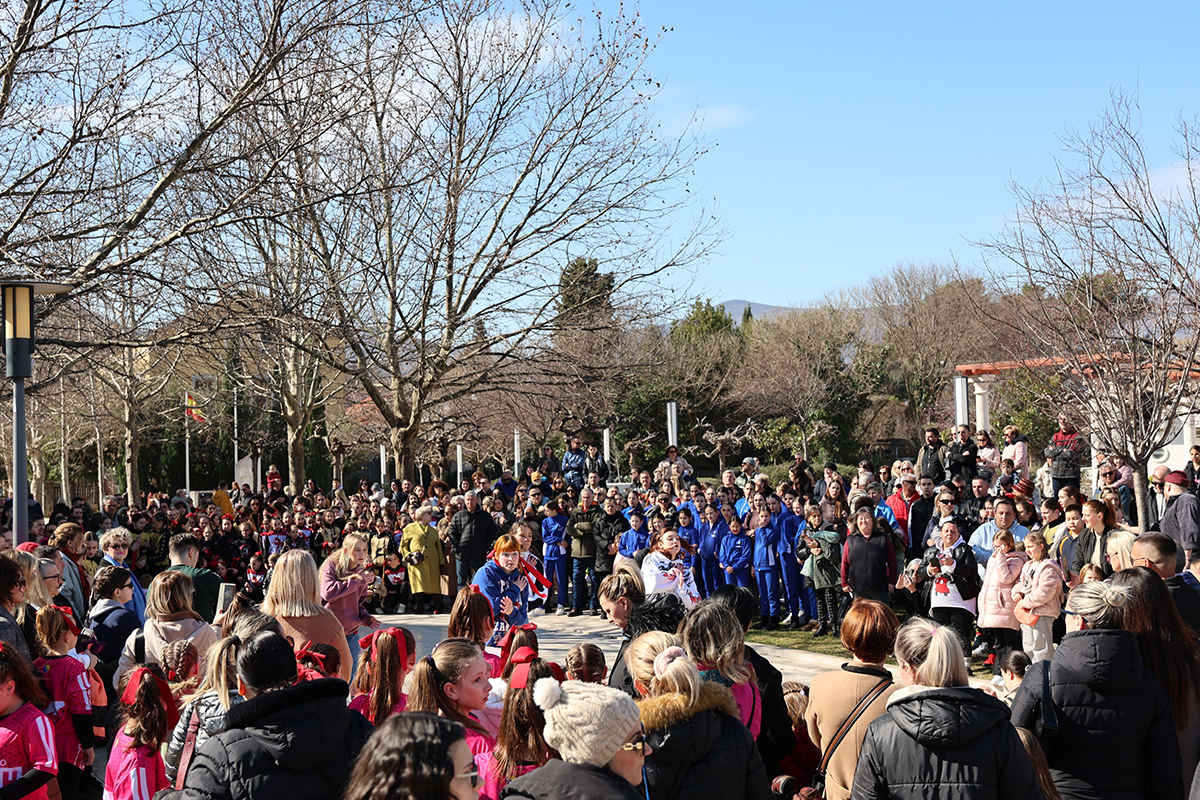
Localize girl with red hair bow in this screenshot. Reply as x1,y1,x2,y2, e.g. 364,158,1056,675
106,667,172,800
33,606,93,799
348,628,413,725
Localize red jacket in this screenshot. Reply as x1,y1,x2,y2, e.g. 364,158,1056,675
885,489,916,544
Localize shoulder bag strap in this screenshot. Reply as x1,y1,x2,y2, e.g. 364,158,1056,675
174,706,203,789
818,676,892,774
1040,659,1058,734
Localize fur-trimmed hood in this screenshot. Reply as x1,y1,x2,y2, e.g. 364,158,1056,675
635,681,771,800
639,681,739,733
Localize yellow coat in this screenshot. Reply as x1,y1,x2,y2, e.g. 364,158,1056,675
400,521,443,595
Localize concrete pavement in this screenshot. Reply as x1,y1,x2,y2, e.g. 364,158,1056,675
374,605,886,686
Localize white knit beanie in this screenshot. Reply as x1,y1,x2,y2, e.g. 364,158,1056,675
533,678,641,767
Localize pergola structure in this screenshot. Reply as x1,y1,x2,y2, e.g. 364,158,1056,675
953,359,1200,462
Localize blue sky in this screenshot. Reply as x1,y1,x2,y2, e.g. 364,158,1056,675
616,1,1200,306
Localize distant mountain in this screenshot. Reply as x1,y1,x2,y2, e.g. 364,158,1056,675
721,299,789,320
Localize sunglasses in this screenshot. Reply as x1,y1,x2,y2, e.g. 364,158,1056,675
455,770,481,789
617,735,647,753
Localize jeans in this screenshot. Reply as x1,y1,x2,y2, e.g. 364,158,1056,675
572,556,595,611
457,557,482,590
346,631,362,680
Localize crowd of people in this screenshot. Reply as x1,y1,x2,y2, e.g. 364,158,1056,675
0,417,1193,799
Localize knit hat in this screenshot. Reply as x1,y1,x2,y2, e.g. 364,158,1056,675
533,678,641,767
1165,470,1189,487
1014,478,1036,497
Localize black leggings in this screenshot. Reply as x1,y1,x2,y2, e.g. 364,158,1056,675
931,606,976,656
57,763,84,800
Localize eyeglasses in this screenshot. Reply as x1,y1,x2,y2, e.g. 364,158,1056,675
617,735,647,753
43,573,61,582
454,770,480,789
1061,608,1080,616
121,583,134,590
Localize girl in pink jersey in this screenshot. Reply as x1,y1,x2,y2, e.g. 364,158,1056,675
106,668,171,800
348,627,412,724
0,642,56,799
33,606,93,799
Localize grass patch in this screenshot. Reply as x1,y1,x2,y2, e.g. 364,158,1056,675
747,622,999,682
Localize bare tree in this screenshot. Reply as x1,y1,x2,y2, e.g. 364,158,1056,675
976,93,1200,528
310,0,715,480
862,264,995,435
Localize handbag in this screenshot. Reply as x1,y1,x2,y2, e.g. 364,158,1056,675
1014,605,1038,626
811,675,892,797
1033,660,1059,759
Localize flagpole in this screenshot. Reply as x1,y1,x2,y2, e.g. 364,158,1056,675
185,391,191,498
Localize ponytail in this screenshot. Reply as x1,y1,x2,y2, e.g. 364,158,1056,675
352,630,408,725
598,564,645,606
894,617,969,688
116,667,172,750
625,632,701,706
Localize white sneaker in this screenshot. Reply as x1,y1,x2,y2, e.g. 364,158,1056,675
971,643,990,657
555,608,567,616
781,613,793,626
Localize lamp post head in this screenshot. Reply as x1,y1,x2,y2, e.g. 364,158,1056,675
0,281,71,378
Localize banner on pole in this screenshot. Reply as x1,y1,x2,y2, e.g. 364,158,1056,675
186,392,206,423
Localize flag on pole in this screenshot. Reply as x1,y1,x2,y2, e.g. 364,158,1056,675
186,392,206,423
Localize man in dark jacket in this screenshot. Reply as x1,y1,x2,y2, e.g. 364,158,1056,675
1157,470,1200,571
907,477,937,559
561,436,586,489
1044,415,1085,495
946,424,979,484
169,677,372,800
566,488,602,616
609,592,687,698
915,427,948,485
447,491,498,587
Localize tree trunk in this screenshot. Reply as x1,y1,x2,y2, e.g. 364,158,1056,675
285,423,305,494
95,427,104,508
59,398,70,504
28,435,45,513
1130,460,1150,534
391,426,419,484
717,448,726,473
124,418,140,510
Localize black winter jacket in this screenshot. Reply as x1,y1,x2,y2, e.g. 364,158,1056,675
610,593,686,698
448,508,499,565
852,686,1043,800
594,511,629,574
1010,629,1183,800
165,678,372,800
639,682,771,800
501,758,642,800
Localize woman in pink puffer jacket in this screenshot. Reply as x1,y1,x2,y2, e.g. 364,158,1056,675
976,529,1028,669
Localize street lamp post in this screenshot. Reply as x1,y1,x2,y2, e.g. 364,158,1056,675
1,281,71,544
